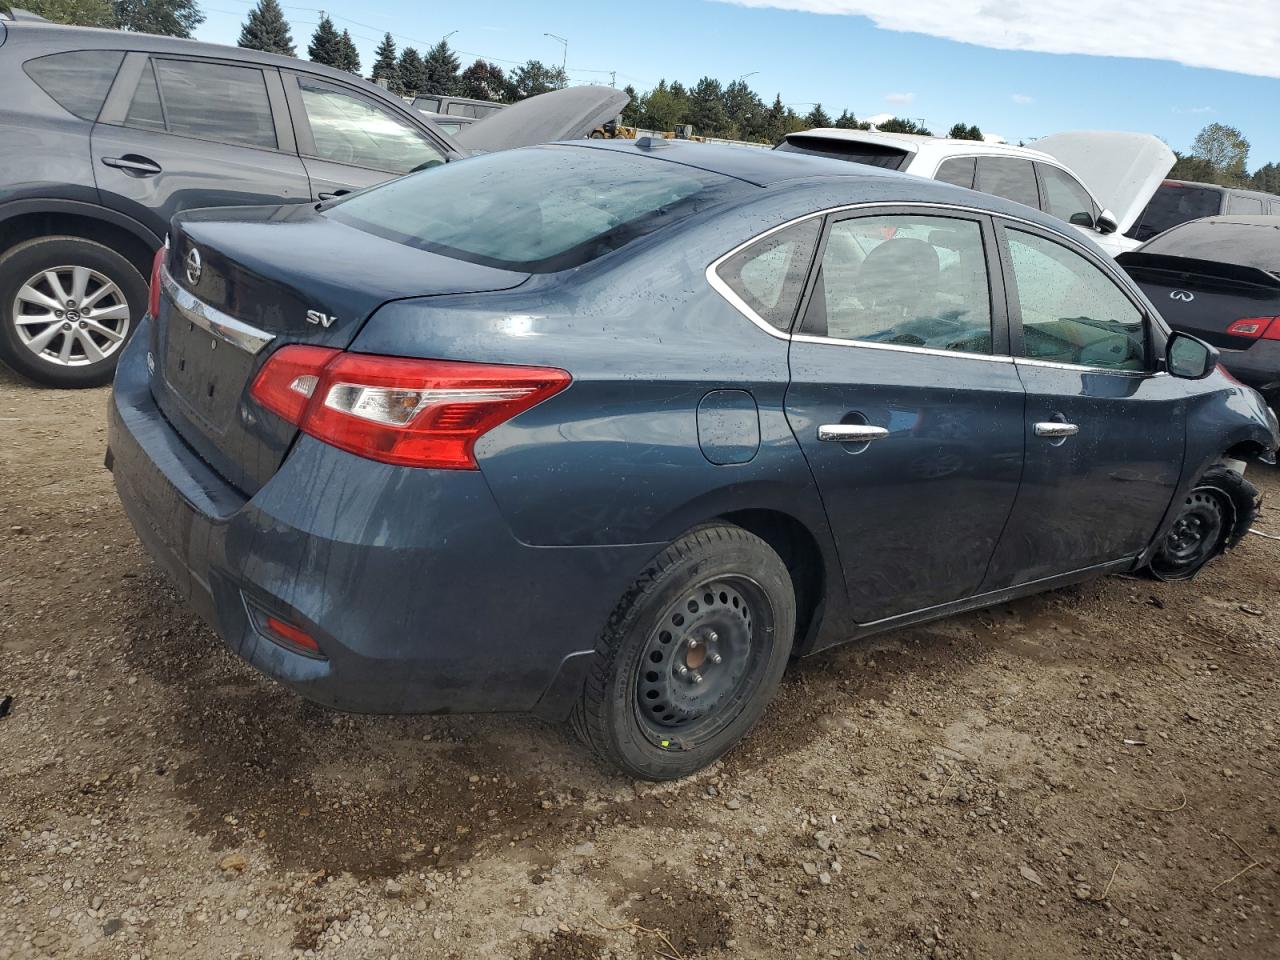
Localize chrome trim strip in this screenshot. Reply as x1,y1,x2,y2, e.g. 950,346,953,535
160,267,275,355
1014,357,1168,378
791,333,1014,363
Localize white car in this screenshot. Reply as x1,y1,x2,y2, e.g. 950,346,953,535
775,129,1175,258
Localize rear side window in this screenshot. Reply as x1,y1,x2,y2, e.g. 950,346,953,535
125,59,277,149
24,50,124,121
775,136,909,170
1037,163,1098,227
1226,194,1265,214
326,145,747,272
715,219,821,332
1126,184,1222,241
413,97,441,113
977,157,1039,209
935,157,975,189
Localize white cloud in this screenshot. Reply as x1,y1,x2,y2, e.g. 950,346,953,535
1011,93,1034,105
1173,105,1214,114
714,0,1280,79
865,112,896,125
884,91,915,104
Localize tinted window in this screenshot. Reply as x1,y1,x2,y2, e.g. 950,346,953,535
775,136,909,170
1126,183,1222,241
799,214,993,354
935,157,976,189
24,50,124,121
413,97,441,113
1226,194,1265,214
327,145,746,272
124,59,165,131
299,78,444,173
977,157,1039,208
1038,163,1098,227
1006,229,1145,371
150,59,276,149
716,220,821,332
1139,219,1280,272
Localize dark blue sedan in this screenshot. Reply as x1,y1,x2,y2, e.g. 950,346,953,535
108,140,1279,779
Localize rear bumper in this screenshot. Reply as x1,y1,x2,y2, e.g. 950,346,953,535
1216,339,1280,400
107,319,656,718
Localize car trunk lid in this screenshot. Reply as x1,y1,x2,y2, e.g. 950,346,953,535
151,203,529,494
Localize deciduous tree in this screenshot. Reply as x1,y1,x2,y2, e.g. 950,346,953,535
19,0,115,27
114,0,204,37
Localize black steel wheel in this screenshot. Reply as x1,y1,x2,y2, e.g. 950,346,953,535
573,524,796,780
1149,485,1233,581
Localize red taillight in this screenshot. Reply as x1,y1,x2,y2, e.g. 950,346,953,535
147,244,165,319
1225,317,1280,339
250,347,571,469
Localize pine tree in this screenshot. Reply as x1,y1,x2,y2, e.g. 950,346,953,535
833,109,865,130
307,12,342,67
619,83,640,126
947,122,984,141
421,40,461,96
686,77,728,137
237,0,294,56
113,0,205,37
397,47,427,97
336,29,361,75
803,103,832,128
370,32,399,92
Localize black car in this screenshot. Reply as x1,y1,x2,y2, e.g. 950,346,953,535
1119,215,1280,406
0,19,625,386
1125,179,1280,244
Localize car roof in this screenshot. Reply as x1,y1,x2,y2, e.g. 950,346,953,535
784,128,1058,164
1161,179,1276,200
6,19,387,92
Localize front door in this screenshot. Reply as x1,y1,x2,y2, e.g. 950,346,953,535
92,53,311,241
981,223,1185,589
784,209,1026,624
282,73,451,201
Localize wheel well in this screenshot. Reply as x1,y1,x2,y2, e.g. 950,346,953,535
720,509,825,652
1223,440,1272,464
0,212,156,279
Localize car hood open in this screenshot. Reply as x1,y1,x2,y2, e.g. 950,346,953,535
454,85,629,153
1032,131,1175,236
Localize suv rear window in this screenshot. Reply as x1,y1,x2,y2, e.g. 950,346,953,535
326,145,747,272
1126,183,1222,242
24,50,124,121
774,136,909,171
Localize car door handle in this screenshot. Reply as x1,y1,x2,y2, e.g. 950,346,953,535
1034,421,1080,439
817,424,889,443
318,190,351,200
101,155,162,176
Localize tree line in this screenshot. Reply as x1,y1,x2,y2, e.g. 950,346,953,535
16,0,203,35
1170,123,1279,193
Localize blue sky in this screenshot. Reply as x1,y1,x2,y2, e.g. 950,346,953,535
194,0,1280,164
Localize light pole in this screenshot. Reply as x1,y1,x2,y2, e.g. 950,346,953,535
442,30,457,44
737,71,759,83
544,32,568,72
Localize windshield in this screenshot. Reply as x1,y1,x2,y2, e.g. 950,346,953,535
1126,183,1222,242
325,145,748,272
775,136,909,170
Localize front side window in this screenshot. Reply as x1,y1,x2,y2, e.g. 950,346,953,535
977,157,1039,209
24,50,124,121
299,78,444,174
146,59,277,149
935,157,976,189
1005,229,1146,371
326,144,747,272
715,219,821,332
1038,164,1098,228
798,214,993,355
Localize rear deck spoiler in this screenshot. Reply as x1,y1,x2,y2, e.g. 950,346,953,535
1116,252,1280,292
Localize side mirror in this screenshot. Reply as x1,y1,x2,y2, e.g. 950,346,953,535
1167,332,1218,380
1096,208,1118,235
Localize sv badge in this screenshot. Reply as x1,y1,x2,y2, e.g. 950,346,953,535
306,309,338,328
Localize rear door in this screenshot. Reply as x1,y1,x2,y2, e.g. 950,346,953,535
282,72,452,200
783,207,1025,624
981,221,1185,589
92,52,310,240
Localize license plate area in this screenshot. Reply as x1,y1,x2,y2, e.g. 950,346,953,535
162,317,255,432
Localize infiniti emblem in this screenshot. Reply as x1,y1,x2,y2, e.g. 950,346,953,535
1170,289,1194,302
185,247,203,286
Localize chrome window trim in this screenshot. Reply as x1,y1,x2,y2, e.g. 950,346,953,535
706,200,1164,375
160,266,275,355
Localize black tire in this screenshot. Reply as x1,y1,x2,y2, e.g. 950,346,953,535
572,524,796,780
1148,465,1257,580
0,235,148,388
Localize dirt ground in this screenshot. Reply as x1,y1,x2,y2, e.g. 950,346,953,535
1,364,1278,960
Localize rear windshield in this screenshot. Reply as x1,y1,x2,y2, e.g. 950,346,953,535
1126,183,1222,242
325,145,747,272
1139,219,1280,272
775,136,909,171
